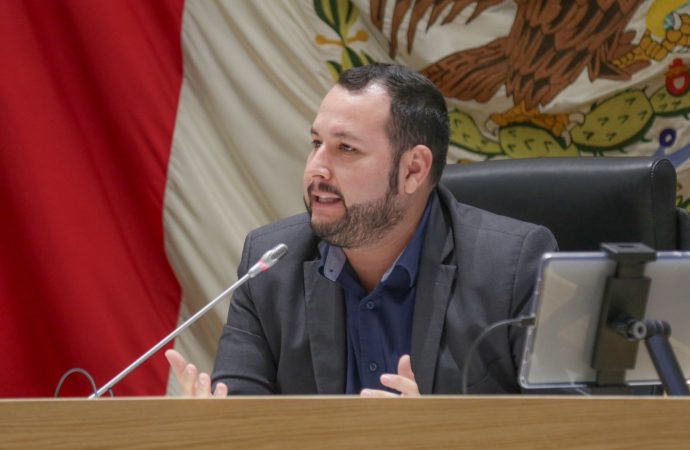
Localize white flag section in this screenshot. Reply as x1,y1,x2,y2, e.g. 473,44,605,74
165,1,327,393
163,0,690,393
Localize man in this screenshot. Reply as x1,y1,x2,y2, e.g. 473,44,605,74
166,63,557,397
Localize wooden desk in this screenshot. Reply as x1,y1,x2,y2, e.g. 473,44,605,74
1,396,689,449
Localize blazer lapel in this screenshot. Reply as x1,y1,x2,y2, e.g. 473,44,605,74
410,192,456,394
303,260,346,394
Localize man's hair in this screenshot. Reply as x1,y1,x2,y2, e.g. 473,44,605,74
337,63,449,188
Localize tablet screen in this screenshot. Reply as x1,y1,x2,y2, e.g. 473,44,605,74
519,251,690,389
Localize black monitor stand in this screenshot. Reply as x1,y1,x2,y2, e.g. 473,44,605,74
591,243,689,396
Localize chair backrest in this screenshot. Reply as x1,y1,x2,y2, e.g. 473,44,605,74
440,157,690,251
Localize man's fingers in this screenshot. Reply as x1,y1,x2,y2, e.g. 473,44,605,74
360,388,397,398
397,354,415,381
195,372,212,398
213,382,229,398
361,355,421,397
165,350,226,398
369,355,420,397
165,349,199,396
380,374,420,396
165,349,187,379
180,363,198,396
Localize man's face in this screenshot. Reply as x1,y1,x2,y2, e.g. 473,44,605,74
303,84,405,248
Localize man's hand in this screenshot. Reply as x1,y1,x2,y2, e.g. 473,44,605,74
165,349,228,397
360,354,420,397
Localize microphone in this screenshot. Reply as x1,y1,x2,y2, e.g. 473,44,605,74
247,243,288,278
88,243,288,399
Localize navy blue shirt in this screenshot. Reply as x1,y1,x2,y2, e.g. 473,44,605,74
318,197,433,393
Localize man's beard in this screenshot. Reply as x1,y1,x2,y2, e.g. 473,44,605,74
305,178,405,249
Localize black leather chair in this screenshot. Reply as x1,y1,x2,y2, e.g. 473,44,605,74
441,157,690,251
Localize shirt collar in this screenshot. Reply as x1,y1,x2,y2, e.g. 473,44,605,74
319,241,347,282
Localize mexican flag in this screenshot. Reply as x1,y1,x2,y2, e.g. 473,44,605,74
2,0,688,397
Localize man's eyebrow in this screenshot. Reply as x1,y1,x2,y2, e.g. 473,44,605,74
310,127,360,141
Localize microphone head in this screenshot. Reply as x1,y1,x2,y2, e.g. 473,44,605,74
269,244,287,260
247,243,289,278
261,243,288,267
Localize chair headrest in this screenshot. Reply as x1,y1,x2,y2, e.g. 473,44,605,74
440,157,678,251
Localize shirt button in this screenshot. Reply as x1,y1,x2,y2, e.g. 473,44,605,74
365,300,375,310
369,362,378,372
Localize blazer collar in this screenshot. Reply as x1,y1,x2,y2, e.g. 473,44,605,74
303,259,346,394
410,188,457,394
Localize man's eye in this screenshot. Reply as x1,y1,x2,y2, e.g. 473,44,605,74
311,140,322,149
339,144,355,153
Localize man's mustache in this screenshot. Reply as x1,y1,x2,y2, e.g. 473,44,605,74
308,181,343,198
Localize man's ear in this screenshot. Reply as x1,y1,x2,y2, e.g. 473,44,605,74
400,145,433,195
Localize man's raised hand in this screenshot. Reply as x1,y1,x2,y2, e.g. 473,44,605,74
360,354,420,397
165,349,228,397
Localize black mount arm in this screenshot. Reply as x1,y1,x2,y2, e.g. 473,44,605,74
590,243,688,396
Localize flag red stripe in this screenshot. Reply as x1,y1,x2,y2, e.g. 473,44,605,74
0,0,184,396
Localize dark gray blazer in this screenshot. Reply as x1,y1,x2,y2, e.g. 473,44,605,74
212,186,557,394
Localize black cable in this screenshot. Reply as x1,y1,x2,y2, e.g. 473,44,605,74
461,315,536,395
54,368,113,398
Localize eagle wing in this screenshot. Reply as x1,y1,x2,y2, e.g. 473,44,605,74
370,0,504,56
409,0,648,108
502,0,647,108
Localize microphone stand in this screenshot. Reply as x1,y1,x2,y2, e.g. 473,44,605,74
89,243,287,399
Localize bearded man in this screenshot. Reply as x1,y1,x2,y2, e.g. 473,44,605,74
166,63,557,396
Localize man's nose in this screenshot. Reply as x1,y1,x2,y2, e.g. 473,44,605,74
305,147,331,180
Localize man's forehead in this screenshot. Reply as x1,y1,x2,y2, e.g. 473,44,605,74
314,84,390,124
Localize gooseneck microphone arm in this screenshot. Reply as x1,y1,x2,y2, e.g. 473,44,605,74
461,314,536,395
88,243,288,399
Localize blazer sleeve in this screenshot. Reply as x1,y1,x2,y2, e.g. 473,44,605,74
211,232,277,394
508,224,558,373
